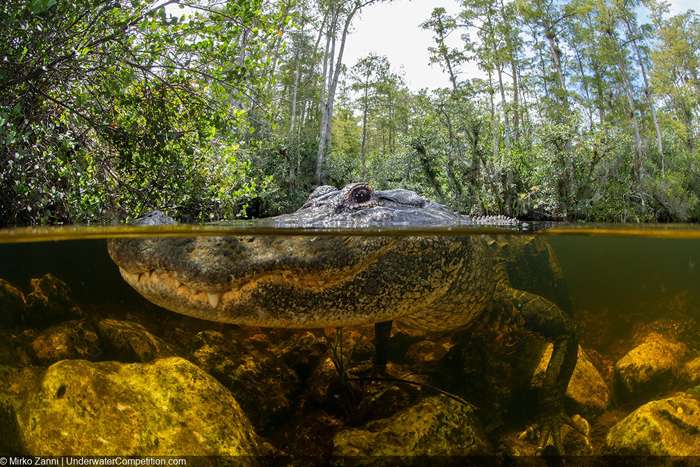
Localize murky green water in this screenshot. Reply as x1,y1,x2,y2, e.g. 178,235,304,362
0,225,699,458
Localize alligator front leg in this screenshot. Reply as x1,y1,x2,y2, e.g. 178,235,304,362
373,320,393,373
505,288,583,454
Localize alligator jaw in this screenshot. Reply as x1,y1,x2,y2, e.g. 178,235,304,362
117,238,400,320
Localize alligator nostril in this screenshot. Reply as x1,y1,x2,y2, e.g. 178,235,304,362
56,384,66,398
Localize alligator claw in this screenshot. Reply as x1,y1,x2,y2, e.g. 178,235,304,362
537,412,569,455
520,412,591,456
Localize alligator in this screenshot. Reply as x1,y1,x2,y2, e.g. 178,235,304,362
107,183,580,453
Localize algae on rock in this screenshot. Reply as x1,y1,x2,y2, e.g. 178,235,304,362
614,332,687,399
24,274,83,328
30,319,102,365
96,318,173,362
0,278,25,328
188,329,302,431
606,392,700,455
681,356,700,387
333,394,492,456
10,357,263,456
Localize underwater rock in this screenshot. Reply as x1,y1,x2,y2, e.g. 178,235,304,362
0,278,26,327
681,356,700,386
265,329,326,380
11,357,263,455
188,329,301,431
0,365,45,453
24,274,82,327
300,355,418,420
353,383,415,423
96,318,173,362
533,344,610,416
614,332,687,399
30,319,102,365
501,413,593,456
0,329,36,367
304,355,343,408
605,392,700,455
332,394,492,456
270,410,343,459
404,335,454,366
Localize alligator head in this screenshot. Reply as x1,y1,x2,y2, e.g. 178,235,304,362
108,183,517,328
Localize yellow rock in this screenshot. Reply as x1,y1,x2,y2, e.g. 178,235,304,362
533,344,609,415
333,395,492,456
30,319,101,365
96,318,172,362
606,393,700,455
614,332,687,398
0,278,25,327
681,357,700,386
9,357,262,456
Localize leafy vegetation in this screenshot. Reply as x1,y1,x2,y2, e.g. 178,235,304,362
1,0,698,225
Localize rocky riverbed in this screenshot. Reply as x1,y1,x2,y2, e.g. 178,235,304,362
1,274,699,459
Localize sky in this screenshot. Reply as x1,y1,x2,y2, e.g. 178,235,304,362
343,0,698,91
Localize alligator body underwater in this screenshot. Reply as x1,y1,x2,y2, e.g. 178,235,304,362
107,183,579,452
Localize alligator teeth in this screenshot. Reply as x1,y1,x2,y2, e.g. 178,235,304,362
122,270,137,282
207,292,221,308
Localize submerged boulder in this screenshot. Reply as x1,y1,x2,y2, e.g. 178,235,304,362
30,319,102,365
333,394,492,456
501,414,592,456
96,318,173,362
614,332,687,399
605,393,700,455
0,365,45,454
188,329,301,431
260,329,326,381
24,274,82,327
0,278,25,327
533,344,610,416
0,329,35,367
8,357,263,456
681,356,700,387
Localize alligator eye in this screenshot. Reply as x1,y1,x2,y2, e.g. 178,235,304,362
351,186,372,204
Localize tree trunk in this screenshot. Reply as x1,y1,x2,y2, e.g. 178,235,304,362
359,71,370,179
436,16,459,92
315,6,336,185
572,42,595,130
604,24,644,181
529,23,551,105
496,63,511,151
624,17,664,173
543,25,568,109
288,25,305,139
412,141,445,203
486,10,510,151
315,1,376,185
438,105,463,197
265,0,293,94
487,69,499,162
510,54,520,142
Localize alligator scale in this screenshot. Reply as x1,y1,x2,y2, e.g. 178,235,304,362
108,183,580,452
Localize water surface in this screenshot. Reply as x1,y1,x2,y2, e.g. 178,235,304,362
0,223,698,458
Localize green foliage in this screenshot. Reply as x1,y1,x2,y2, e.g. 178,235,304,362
0,0,276,226
1,0,699,226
